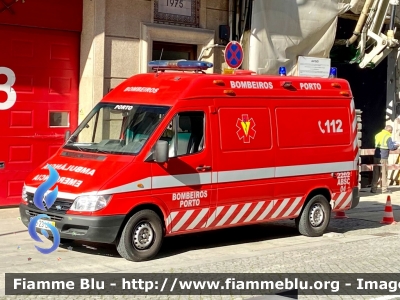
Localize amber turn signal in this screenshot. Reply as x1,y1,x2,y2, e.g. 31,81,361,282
213,80,225,86
224,90,236,96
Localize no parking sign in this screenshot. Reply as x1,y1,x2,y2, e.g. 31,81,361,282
224,41,243,69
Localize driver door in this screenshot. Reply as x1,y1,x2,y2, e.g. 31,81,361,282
151,109,214,234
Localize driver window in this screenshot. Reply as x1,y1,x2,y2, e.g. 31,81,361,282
160,111,205,157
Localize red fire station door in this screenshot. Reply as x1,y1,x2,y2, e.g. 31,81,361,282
0,25,79,206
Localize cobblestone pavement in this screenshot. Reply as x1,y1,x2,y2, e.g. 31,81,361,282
1,188,400,300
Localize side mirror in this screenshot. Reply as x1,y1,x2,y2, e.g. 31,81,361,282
154,140,169,163
64,130,71,142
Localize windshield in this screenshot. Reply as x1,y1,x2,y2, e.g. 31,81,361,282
64,103,170,155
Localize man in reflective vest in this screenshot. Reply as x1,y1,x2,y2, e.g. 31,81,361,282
371,125,399,193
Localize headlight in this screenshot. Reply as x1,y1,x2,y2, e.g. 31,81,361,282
22,185,28,202
70,195,112,212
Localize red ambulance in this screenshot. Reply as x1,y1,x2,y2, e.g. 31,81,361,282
19,61,360,261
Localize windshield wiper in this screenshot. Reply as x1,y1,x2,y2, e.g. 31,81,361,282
64,144,97,153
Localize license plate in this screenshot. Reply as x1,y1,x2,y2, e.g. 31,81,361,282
35,219,55,230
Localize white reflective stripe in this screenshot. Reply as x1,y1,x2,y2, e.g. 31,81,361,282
244,201,265,223
338,193,352,210
166,211,179,228
350,99,355,112
383,211,392,218
26,160,358,198
206,206,224,227
230,203,251,224
282,197,302,217
212,172,218,183
98,178,152,195
294,206,302,217
257,201,274,221
186,208,209,230
218,168,274,183
334,192,346,208
352,117,357,132
216,204,238,226
271,198,290,218
275,161,354,178
153,173,211,188
172,210,194,232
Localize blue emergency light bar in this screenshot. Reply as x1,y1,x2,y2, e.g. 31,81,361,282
148,60,213,71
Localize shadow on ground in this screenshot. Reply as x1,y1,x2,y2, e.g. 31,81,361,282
58,197,399,261
57,221,301,260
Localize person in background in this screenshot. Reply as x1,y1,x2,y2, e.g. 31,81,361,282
371,125,399,194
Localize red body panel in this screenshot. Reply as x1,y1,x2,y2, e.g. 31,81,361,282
23,71,359,237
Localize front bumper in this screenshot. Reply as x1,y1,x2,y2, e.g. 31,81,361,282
19,204,125,244
350,187,360,209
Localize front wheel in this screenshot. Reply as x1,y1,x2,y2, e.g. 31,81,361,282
116,210,163,262
295,195,330,237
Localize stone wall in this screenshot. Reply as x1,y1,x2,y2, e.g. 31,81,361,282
79,0,230,122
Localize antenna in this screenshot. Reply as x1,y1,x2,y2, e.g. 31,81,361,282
155,48,164,76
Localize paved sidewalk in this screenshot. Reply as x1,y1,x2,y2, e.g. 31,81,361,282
1,187,400,300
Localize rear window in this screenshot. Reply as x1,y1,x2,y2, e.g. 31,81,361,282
275,107,351,148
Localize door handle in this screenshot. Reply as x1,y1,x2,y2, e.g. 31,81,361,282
0,162,4,169
196,165,211,171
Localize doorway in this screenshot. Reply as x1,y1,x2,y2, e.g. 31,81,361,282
152,41,197,60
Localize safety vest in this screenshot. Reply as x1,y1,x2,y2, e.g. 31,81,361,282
375,129,392,149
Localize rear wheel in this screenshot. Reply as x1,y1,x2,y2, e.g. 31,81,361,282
116,209,163,262
295,195,330,237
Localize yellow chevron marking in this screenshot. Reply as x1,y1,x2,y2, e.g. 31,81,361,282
241,121,250,136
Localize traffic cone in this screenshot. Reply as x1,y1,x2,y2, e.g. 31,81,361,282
381,196,397,225
334,211,348,219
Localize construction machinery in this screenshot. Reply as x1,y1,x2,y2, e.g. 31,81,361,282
340,0,399,68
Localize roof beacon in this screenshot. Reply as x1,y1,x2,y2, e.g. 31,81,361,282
329,67,337,78
148,60,213,72
279,67,287,76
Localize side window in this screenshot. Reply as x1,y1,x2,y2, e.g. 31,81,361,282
49,111,70,127
160,111,205,157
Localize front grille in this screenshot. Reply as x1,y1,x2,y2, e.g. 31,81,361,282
26,192,73,214
25,210,63,221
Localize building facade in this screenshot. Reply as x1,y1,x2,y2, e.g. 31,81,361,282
79,0,230,123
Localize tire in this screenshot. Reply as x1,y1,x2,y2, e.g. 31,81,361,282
116,209,163,262
295,195,330,237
